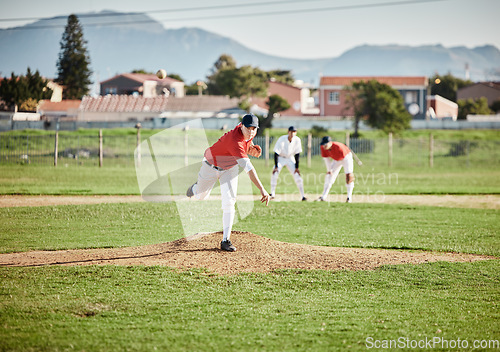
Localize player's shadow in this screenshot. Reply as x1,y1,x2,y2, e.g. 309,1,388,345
1,247,222,267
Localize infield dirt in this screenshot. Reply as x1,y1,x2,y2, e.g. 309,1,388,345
0,232,495,275
1,194,498,209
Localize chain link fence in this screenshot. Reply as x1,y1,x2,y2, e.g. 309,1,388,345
1,132,499,169
0,133,136,166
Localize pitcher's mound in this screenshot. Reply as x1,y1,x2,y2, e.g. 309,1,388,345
0,232,494,275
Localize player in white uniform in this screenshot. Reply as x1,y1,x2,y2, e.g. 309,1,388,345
270,126,307,201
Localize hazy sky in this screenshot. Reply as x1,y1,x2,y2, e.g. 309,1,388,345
0,0,499,59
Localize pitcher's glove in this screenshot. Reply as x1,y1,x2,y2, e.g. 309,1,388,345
247,145,262,158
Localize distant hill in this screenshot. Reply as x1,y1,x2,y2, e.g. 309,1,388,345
324,44,500,79
1,11,499,85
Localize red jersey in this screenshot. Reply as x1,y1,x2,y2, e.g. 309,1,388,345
320,142,350,161
204,124,253,169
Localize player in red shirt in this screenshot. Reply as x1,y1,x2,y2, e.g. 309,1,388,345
186,114,270,252
317,136,355,203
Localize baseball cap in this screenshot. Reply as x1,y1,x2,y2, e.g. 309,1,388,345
288,126,297,132
242,114,259,128
320,136,332,145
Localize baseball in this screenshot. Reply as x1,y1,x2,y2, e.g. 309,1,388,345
156,69,167,79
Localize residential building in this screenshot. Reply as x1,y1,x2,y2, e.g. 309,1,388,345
249,80,319,117
100,73,185,98
319,76,428,119
78,95,244,122
38,100,81,121
457,82,500,106
426,95,458,120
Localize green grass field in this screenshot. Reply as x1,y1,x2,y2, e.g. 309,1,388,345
1,159,500,195
1,128,499,351
1,202,499,256
0,201,499,351
2,128,500,169
1,261,498,351
3,127,500,140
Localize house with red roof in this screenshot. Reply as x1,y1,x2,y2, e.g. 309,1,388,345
319,76,429,119
38,100,81,121
100,73,185,98
78,95,243,122
249,80,319,117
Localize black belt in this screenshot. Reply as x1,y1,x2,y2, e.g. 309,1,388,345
205,160,225,171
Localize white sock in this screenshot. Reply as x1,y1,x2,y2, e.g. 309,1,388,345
346,182,354,200
322,174,332,199
222,210,235,242
294,174,305,197
270,171,279,196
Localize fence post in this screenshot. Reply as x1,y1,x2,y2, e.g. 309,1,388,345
307,133,312,168
135,123,141,167
388,132,393,167
26,135,29,164
76,135,80,162
265,129,270,167
54,132,58,167
99,129,103,167
419,137,423,167
345,131,350,148
466,140,470,168
184,126,189,167
429,133,434,168
429,133,434,167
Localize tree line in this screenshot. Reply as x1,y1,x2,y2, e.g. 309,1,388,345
0,14,91,111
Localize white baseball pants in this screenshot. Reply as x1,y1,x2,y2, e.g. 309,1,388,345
321,152,354,200
270,156,305,197
192,161,239,241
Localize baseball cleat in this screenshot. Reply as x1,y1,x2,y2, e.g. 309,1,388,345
186,183,196,198
302,197,307,201
221,240,236,252
316,197,325,202
346,197,352,203
269,194,275,199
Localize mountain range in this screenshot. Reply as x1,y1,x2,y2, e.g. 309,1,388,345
1,11,499,86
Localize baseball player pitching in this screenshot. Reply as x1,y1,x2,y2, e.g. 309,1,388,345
270,126,307,201
317,136,355,203
186,114,270,252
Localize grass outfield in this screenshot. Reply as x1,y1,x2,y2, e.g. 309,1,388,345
1,125,500,352
3,127,500,140
1,261,498,351
1,161,500,195
1,127,499,195
0,202,499,256
0,201,499,351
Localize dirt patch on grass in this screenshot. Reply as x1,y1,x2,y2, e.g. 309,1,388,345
0,195,144,208
0,232,494,275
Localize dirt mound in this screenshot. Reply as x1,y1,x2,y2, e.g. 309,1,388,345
0,232,494,275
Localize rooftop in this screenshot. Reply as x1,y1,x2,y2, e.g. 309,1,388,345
100,73,182,85
320,76,428,86
38,100,81,111
80,95,240,113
